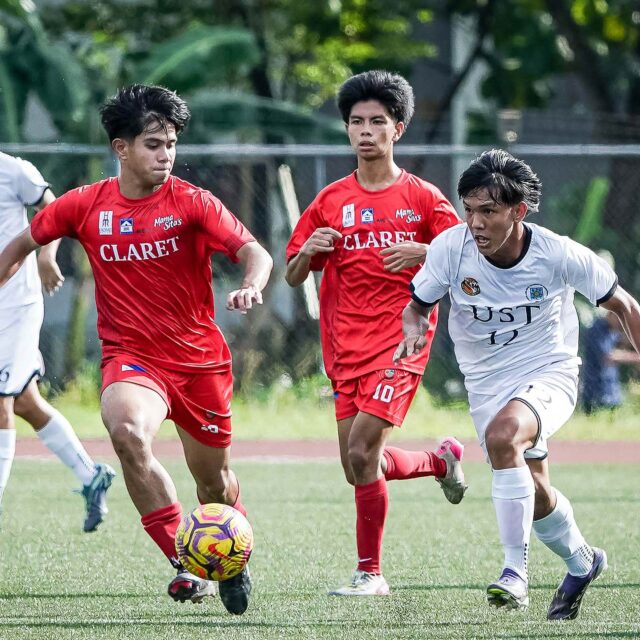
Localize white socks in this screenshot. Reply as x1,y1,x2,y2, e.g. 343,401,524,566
533,488,594,577
492,466,535,581
37,412,96,486
0,429,16,505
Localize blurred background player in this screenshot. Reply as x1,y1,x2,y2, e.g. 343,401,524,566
582,252,640,413
0,151,115,533
0,86,273,615
395,149,640,620
285,70,467,596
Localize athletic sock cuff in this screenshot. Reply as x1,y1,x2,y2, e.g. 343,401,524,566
355,477,387,500
492,466,534,500
141,502,182,526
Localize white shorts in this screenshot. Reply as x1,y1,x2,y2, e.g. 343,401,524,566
0,302,44,396
468,367,578,461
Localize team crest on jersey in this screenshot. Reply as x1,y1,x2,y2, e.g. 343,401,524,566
342,203,355,228
361,208,374,223
461,277,481,296
384,369,395,379
99,211,113,235
526,284,548,301
119,218,134,234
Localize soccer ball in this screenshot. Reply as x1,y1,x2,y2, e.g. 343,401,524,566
175,503,253,581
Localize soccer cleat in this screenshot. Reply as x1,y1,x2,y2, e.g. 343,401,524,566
547,547,608,621
219,566,252,614
487,568,529,610
168,566,217,604
329,570,390,596
81,463,116,532
435,436,468,504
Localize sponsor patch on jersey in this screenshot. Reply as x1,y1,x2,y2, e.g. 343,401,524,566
99,210,113,235
121,363,146,373
384,369,396,379
461,277,481,296
361,208,374,223
395,209,422,223
342,203,355,228
119,218,134,234
526,284,548,301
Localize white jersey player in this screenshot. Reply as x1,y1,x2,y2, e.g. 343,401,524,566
0,151,115,532
394,149,640,620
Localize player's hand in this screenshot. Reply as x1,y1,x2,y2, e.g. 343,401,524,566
226,285,263,315
37,256,65,296
300,228,342,257
393,334,426,363
380,241,428,272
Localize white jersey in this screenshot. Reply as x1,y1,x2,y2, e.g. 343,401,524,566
411,222,617,395
0,152,48,307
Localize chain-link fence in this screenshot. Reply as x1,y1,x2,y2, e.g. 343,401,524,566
2,143,640,405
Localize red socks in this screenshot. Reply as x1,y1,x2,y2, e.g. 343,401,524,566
383,446,446,480
355,477,388,574
141,502,183,564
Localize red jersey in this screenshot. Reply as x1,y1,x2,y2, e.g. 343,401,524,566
31,176,255,371
286,170,460,381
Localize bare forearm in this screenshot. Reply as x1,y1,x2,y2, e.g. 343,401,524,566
603,287,640,355
238,242,273,291
39,238,62,261
285,252,312,287
0,228,40,287
402,300,433,338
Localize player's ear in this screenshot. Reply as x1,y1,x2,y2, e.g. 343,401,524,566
112,138,128,161
514,201,528,221
392,121,405,142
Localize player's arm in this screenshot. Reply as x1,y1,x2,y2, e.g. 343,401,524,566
380,241,428,273
600,286,640,356
226,241,273,314
393,299,437,362
32,188,65,295
285,227,342,287
0,227,41,288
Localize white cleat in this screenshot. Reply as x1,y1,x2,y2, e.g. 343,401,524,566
435,436,468,504
329,570,390,596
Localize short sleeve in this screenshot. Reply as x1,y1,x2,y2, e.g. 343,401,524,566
193,191,255,261
285,198,329,272
15,158,49,206
424,186,461,240
563,239,618,305
410,231,452,306
30,189,80,245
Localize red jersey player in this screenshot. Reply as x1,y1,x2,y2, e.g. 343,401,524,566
286,70,468,596
0,85,272,614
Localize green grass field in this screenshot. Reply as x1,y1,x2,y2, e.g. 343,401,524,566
16,384,640,442
1,459,639,639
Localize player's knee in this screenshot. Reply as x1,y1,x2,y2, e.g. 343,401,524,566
0,397,14,426
197,470,230,503
485,416,523,456
347,445,373,478
107,420,152,462
341,463,356,486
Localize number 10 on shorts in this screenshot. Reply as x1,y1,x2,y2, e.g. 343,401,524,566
373,383,395,403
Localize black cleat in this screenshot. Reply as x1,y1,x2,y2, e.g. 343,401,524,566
219,566,252,615
168,566,217,604
548,547,607,620
81,463,116,532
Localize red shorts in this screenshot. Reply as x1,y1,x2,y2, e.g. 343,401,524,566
331,369,422,426
101,355,233,448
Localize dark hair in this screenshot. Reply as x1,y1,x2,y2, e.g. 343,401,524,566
100,84,191,142
337,70,415,126
457,149,542,212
